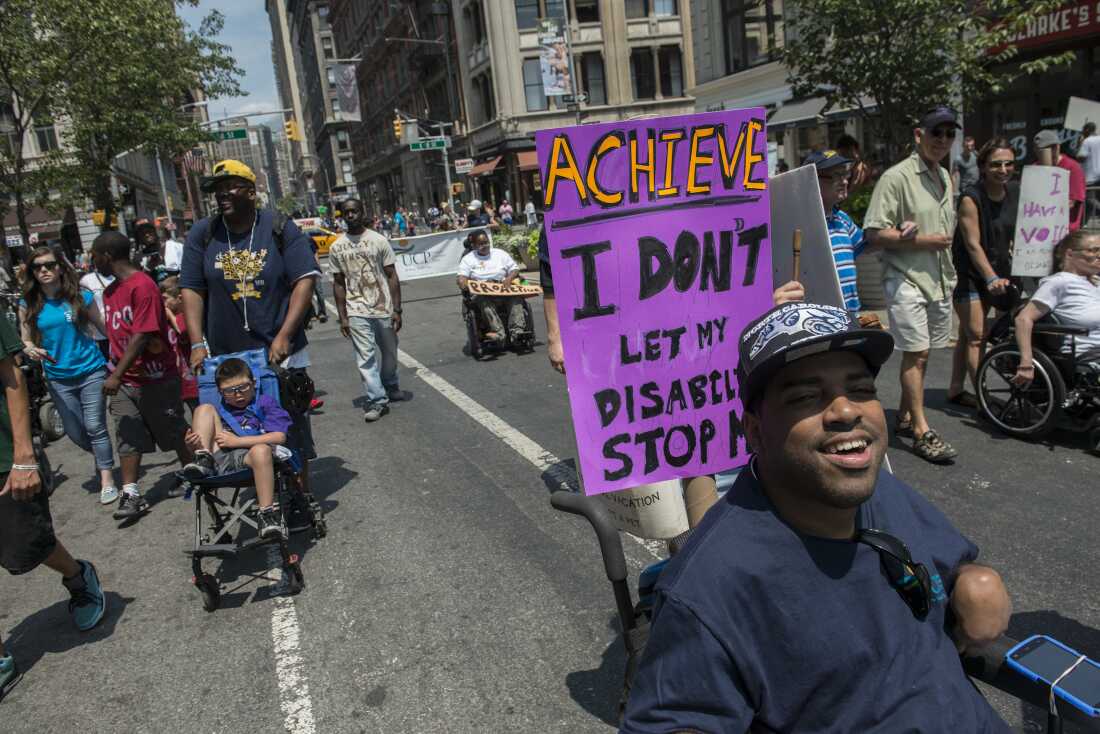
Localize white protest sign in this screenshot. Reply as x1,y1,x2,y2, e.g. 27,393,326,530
1011,166,1070,277
1064,96,1100,132
594,480,689,540
388,226,481,280
770,165,844,308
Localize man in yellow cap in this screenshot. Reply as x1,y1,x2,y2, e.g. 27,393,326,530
179,159,321,482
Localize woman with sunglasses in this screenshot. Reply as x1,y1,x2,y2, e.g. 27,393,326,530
948,138,1020,407
1012,229,1100,387
18,246,117,504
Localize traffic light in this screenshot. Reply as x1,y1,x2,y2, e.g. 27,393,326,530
393,115,403,142
285,118,302,141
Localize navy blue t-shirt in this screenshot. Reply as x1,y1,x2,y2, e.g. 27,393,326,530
180,210,317,356
621,466,1010,734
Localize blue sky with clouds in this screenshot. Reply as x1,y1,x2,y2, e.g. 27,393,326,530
177,2,282,127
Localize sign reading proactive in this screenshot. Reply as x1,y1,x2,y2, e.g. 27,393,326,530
537,108,773,495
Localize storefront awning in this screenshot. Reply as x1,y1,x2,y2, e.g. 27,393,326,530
517,151,539,171
468,156,502,177
768,97,826,127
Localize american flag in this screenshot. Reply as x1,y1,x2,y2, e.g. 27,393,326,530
182,147,204,174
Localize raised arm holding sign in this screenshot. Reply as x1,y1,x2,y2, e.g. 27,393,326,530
537,109,773,495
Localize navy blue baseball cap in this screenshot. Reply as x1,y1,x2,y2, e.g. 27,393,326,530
802,149,851,172
918,106,961,131
737,303,895,410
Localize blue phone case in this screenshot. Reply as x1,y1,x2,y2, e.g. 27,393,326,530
1005,634,1100,717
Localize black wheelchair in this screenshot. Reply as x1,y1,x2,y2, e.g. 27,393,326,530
975,296,1100,451
176,350,327,612
551,490,1100,732
462,289,536,360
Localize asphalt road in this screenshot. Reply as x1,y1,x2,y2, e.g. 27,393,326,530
2,273,1098,733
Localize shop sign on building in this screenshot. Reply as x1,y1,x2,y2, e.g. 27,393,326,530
1002,1,1099,51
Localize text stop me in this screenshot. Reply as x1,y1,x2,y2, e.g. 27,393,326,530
536,108,774,495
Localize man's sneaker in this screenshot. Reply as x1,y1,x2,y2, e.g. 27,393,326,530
181,451,215,480
386,388,410,402
99,485,119,505
113,491,149,520
364,404,389,422
257,506,287,541
64,560,107,632
318,313,328,323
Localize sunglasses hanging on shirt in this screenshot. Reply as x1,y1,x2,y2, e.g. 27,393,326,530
857,529,933,620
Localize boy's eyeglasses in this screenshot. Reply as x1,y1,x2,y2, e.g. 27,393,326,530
857,529,933,620
32,261,59,272
219,383,253,397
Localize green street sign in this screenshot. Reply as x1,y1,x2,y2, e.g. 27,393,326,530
409,137,447,151
213,129,248,141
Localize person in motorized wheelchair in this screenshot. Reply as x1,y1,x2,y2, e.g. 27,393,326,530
457,229,533,351
621,302,1014,733
974,229,1100,446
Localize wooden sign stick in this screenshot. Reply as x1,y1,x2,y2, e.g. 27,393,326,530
792,228,802,283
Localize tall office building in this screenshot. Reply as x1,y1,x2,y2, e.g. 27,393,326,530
266,0,313,202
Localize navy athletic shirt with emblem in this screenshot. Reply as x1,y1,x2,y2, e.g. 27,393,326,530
180,209,317,356
621,467,1011,734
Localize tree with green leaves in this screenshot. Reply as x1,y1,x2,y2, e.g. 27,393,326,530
276,195,302,218
782,0,1073,161
0,0,243,244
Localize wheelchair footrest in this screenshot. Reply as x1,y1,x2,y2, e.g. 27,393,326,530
191,544,239,558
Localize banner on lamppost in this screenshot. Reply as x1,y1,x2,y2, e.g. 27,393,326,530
538,19,571,96
334,64,362,122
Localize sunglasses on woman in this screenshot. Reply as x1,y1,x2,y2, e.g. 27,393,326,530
32,260,59,272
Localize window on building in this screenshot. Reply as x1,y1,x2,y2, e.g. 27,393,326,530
474,72,496,124
331,96,341,114
522,58,548,112
658,45,683,97
35,124,58,153
326,66,336,85
336,130,350,151
317,4,330,28
630,48,656,100
581,52,606,106
466,2,486,45
322,37,334,60
722,0,784,73
0,100,15,155
341,158,353,184
626,0,678,17
575,0,600,22
516,0,539,29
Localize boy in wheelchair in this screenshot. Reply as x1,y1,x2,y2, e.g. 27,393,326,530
182,357,293,540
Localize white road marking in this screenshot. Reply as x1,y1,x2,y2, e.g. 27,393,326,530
265,546,316,733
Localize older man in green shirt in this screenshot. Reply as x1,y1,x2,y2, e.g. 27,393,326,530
865,106,960,463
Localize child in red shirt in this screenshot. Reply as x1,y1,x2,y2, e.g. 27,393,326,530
92,232,193,520
159,276,200,412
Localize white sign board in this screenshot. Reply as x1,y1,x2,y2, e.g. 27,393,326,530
388,226,481,281
1064,96,1100,132
769,165,844,308
594,480,689,540
1011,165,1070,277
455,158,474,175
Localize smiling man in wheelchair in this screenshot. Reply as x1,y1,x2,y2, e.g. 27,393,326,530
183,357,294,540
621,303,1014,733
457,229,532,345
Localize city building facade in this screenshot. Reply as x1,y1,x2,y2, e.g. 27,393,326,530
453,0,696,212
266,0,314,203
288,0,358,209
329,0,466,218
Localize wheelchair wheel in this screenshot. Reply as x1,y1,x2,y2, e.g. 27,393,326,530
465,308,483,360
195,573,220,612
40,402,65,443
977,344,1064,437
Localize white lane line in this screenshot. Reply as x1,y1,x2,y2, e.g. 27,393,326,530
321,296,663,559
394,347,664,560
266,546,317,734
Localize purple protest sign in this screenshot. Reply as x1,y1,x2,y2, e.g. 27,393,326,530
536,108,773,495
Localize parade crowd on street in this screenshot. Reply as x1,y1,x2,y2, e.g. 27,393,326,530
2,97,1100,731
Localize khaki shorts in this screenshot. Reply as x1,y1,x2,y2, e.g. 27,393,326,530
110,378,189,456
883,278,952,353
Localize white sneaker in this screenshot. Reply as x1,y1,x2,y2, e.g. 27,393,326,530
100,485,119,505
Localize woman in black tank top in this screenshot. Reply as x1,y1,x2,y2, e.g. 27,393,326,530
949,138,1019,405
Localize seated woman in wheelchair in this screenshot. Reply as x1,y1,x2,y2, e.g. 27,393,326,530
181,357,293,540
1012,230,1100,387
456,229,531,343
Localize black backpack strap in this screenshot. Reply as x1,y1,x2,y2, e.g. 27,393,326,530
200,215,221,249
271,212,288,254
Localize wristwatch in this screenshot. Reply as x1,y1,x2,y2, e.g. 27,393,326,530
394,307,403,314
